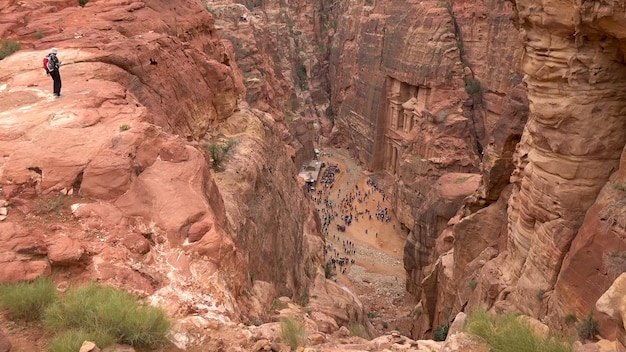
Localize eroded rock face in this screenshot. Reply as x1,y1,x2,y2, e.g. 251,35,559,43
475,0,626,334
0,0,337,348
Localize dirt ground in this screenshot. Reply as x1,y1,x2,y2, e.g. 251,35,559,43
311,147,416,336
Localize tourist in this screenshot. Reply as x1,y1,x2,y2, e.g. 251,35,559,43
44,48,62,97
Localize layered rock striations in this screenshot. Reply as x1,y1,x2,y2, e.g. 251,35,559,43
495,0,626,337
324,0,528,338
0,0,369,349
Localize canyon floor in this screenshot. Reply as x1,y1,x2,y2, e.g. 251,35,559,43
311,147,416,337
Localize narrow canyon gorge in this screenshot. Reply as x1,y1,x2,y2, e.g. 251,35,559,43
2,0,626,351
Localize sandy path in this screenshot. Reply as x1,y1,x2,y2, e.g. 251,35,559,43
310,147,414,335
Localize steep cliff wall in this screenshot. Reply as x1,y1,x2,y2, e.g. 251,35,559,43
202,0,332,167
0,0,334,347
479,0,626,338
324,0,527,338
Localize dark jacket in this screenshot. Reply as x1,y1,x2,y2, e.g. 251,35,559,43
46,53,60,72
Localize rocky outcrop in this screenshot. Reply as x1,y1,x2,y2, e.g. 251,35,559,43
597,273,626,350
463,0,626,337
0,0,350,349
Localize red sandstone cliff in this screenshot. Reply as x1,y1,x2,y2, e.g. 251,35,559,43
5,0,626,348
0,0,373,349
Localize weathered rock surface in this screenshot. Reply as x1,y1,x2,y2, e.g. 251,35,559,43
466,0,626,340
0,329,12,352
0,0,350,349
597,273,626,350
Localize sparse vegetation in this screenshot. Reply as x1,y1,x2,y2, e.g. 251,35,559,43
349,323,369,339
273,298,288,310
367,311,379,319
433,322,449,341
564,313,577,326
279,316,305,350
365,0,373,5
0,280,169,350
35,31,45,39
468,278,478,290
325,261,335,279
78,0,89,7
465,77,482,94
300,289,310,307
577,312,599,341
614,182,626,191
465,309,573,352
119,124,131,131
0,39,21,60
296,64,308,90
0,277,57,321
44,282,170,349
285,111,295,121
204,139,237,170
382,321,388,329
49,329,115,352
536,288,545,301
35,194,68,215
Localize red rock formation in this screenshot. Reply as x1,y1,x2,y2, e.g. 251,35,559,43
324,0,527,338
0,1,357,349
470,0,626,338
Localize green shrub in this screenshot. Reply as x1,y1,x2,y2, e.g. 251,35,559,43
577,312,598,341
119,124,130,131
468,279,478,290
35,32,45,39
44,282,170,348
465,77,482,94
0,39,21,60
564,313,577,326
433,322,449,341
205,139,237,170
0,276,57,321
78,0,89,7
465,309,573,352
279,316,305,350
48,329,115,352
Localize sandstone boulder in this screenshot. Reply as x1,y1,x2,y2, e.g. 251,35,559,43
121,233,151,255
597,273,626,349
0,259,51,283
187,220,212,243
46,236,84,265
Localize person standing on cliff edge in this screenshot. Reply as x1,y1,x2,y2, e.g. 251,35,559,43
44,48,62,97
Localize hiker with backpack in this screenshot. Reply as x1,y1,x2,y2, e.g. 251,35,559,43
43,48,62,97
